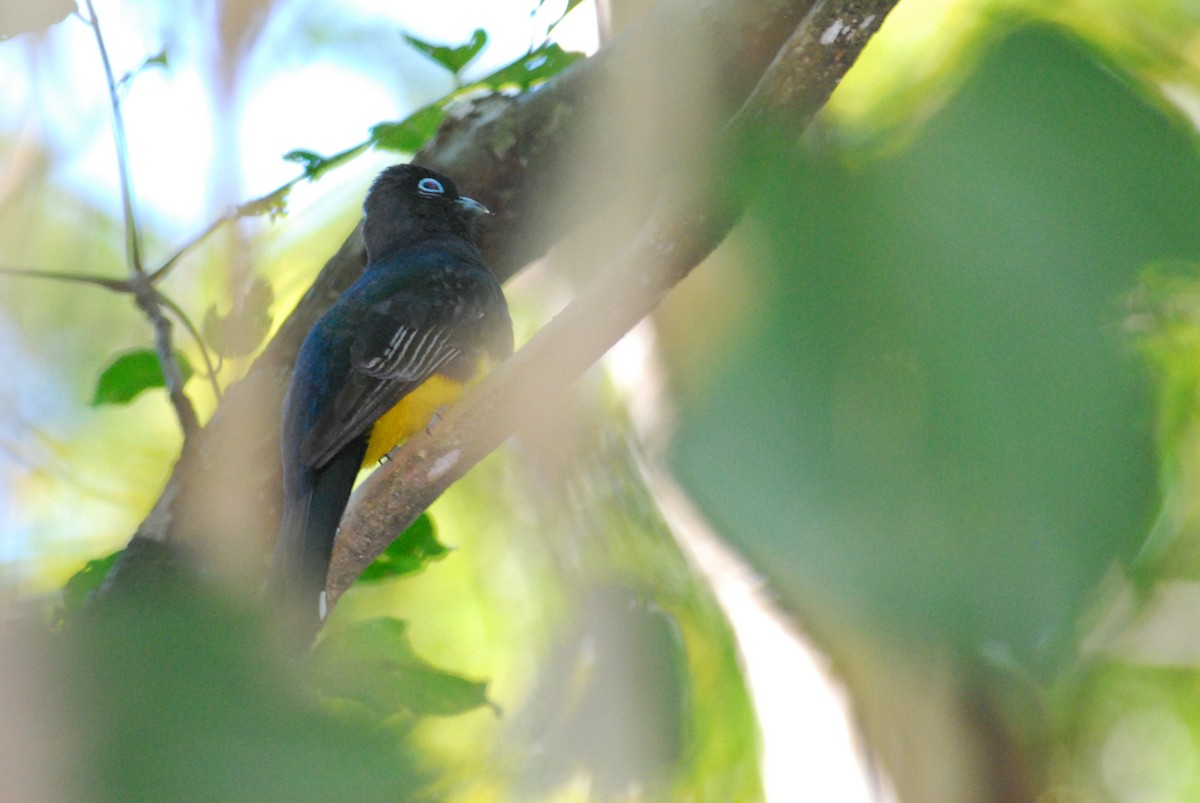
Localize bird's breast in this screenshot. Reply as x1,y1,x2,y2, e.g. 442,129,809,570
362,373,466,466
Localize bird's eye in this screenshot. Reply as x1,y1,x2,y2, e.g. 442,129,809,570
417,178,444,195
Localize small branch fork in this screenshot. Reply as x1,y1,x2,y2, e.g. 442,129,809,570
0,179,293,408
325,0,898,605
3,3,309,431
83,0,195,434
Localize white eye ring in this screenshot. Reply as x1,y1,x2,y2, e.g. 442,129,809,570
417,177,444,195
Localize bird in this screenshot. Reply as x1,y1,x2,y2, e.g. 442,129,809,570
270,164,513,626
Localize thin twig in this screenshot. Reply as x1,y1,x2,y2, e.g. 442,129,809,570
135,282,200,434
158,293,223,404
149,181,297,285
82,0,143,277
148,213,236,285
0,265,220,402
0,265,130,292
83,0,199,437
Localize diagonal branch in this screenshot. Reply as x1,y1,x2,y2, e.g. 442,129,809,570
325,0,897,604
148,180,296,285
106,0,878,595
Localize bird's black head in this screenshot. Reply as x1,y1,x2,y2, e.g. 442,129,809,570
362,164,489,263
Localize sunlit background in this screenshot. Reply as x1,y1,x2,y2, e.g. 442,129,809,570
5,0,1200,801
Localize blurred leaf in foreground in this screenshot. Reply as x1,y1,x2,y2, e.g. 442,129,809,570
670,24,1200,666
310,616,491,719
55,585,424,800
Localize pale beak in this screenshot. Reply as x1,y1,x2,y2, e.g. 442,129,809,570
455,196,490,217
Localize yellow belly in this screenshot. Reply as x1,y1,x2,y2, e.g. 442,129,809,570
363,374,465,466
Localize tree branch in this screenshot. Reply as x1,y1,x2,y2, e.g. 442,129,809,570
156,292,223,404
83,0,199,438
0,265,222,406
0,265,129,291
325,0,897,604
82,0,143,277
106,0,890,595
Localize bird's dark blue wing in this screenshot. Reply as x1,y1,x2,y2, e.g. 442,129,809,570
298,248,511,469
270,161,510,634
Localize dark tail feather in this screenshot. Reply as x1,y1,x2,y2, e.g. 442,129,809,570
269,440,366,629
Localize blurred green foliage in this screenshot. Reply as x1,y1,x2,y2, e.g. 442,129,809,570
56,585,427,801
328,411,762,802
370,105,447,155
55,549,121,623
17,0,1200,800
370,41,584,156
310,616,492,720
671,24,1200,664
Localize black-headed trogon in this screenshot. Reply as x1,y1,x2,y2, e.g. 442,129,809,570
270,164,513,622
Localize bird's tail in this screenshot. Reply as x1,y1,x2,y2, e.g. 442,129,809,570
269,443,365,629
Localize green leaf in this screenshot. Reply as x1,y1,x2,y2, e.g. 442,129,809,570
309,617,491,718
91,349,193,407
58,550,121,620
475,42,583,91
202,276,274,359
545,0,588,34
369,104,446,154
669,26,1189,667
282,142,370,181
282,149,328,179
357,514,448,583
369,43,582,157
403,28,487,75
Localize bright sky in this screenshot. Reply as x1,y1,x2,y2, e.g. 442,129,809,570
0,0,599,238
